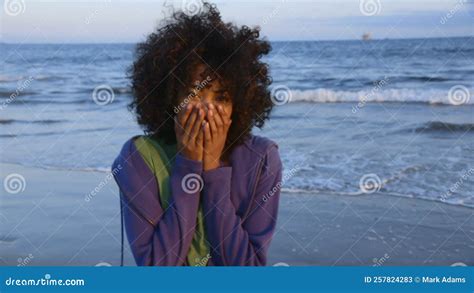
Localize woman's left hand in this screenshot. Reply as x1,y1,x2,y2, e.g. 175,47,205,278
203,103,232,171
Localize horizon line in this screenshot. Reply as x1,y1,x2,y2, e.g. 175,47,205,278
1,35,472,45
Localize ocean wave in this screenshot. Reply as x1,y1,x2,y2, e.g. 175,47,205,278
280,163,473,209
287,88,474,105
0,98,91,105
394,76,452,82
414,121,474,133
281,187,473,209
2,87,472,106
0,74,65,82
35,165,112,173
77,86,131,94
0,75,20,82
0,90,38,98
0,161,112,173
0,119,66,125
112,86,132,94
0,96,127,105
0,126,115,138
434,48,474,54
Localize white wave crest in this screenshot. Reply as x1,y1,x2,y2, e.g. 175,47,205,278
287,88,474,105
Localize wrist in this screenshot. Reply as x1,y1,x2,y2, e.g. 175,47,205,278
173,153,203,175
203,157,220,171
180,150,202,162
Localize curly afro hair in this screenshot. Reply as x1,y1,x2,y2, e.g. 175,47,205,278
129,2,273,156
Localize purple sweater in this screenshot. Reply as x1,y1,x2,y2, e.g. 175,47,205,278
112,135,282,266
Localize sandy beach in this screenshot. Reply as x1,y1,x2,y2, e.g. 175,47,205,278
1,162,472,266
270,190,474,266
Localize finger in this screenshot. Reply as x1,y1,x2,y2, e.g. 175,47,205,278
184,106,199,136
183,113,195,139
190,108,205,140
213,105,225,131
196,120,204,146
203,121,211,144
216,104,228,118
216,105,231,129
178,103,194,127
207,104,218,139
225,119,232,130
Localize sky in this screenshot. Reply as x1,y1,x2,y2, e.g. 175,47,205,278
1,0,473,43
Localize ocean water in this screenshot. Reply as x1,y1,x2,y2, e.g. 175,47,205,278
1,37,473,208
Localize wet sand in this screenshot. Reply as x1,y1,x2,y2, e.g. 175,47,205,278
269,191,474,266
1,163,473,266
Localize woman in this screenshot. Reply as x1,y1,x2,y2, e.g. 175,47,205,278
112,3,282,266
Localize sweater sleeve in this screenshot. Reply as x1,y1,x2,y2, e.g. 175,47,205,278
201,145,282,266
113,141,202,266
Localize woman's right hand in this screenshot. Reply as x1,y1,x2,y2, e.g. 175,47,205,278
174,102,205,161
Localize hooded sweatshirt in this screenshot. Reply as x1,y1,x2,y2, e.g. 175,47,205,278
112,134,282,266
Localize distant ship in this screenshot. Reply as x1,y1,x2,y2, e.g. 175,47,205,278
362,33,372,41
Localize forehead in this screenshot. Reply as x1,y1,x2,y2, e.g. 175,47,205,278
190,64,224,90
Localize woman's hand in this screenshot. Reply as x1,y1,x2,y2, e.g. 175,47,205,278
174,103,205,161
203,103,232,171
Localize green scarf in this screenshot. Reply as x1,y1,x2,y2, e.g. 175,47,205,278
134,136,210,266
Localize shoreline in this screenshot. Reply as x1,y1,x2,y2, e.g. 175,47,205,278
1,163,473,266
270,191,473,266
